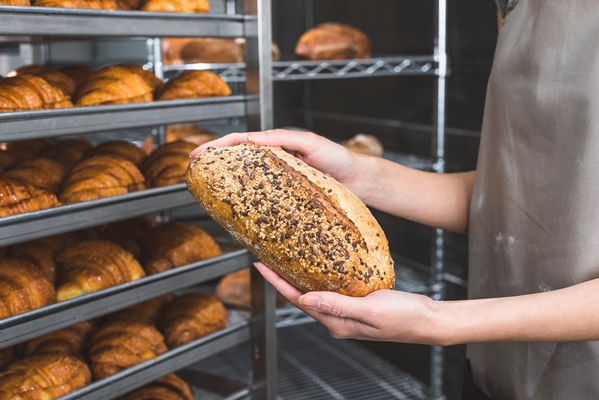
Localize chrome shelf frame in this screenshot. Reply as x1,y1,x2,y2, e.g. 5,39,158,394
0,183,200,247
0,96,249,141
0,249,251,350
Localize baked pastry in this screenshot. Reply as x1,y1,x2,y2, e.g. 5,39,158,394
215,268,287,309
0,258,56,319
87,140,147,166
59,155,146,204
154,70,231,101
295,22,372,60
0,347,16,371
4,138,53,160
0,0,30,5
108,294,173,325
55,239,146,302
32,0,140,9
40,137,94,169
0,75,73,112
18,321,94,358
158,292,227,348
186,143,395,296
87,320,167,380
118,374,193,400
140,141,197,188
142,221,221,275
58,64,95,88
9,65,77,97
73,64,162,106
140,0,209,13
98,216,157,259
165,124,218,146
343,133,384,157
0,353,91,398
162,37,280,65
0,176,60,217
4,158,66,193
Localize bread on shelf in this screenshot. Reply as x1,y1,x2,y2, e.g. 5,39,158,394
55,239,146,302
295,22,372,60
140,141,197,188
0,75,73,113
108,294,174,325
0,353,91,398
57,64,95,88
162,37,280,65
154,70,231,101
4,158,67,193
165,124,218,146
118,374,193,400
343,133,384,157
40,137,94,169
0,176,60,217
87,140,147,166
142,221,222,275
32,0,140,10
0,0,30,5
158,292,227,348
87,320,167,380
140,0,209,13
59,155,146,205
215,268,287,309
73,64,162,106
9,64,77,97
4,138,53,161
18,321,94,358
98,216,158,260
0,258,56,320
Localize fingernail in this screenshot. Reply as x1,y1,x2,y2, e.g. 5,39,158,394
299,294,321,309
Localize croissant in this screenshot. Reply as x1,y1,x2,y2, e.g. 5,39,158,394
108,294,173,325
55,239,146,302
165,124,218,145
0,177,60,218
87,320,167,380
98,216,157,260
6,64,49,77
215,268,287,309
154,70,231,101
158,292,227,348
140,141,197,188
4,158,66,193
87,140,147,166
0,353,91,398
119,374,193,400
9,65,77,97
0,259,56,320
4,138,53,160
59,155,146,205
295,22,372,60
140,0,209,13
0,75,73,113
18,321,94,358
74,64,162,106
32,0,140,9
40,137,94,169
58,64,95,88
0,347,16,371
142,221,222,275
0,0,30,5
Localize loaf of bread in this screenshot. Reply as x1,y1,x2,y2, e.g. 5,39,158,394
215,268,287,309
18,321,94,358
4,158,67,193
0,75,73,112
119,374,193,400
186,143,395,296
0,353,91,398
140,0,208,13
343,133,384,157
158,292,227,348
73,64,161,106
87,140,147,166
154,70,231,101
295,22,372,60
140,141,198,188
0,176,60,217
0,259,56,319
55,239,146,302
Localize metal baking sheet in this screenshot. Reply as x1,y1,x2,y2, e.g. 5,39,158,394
0,183,201,246
0,6,247,38
0,96,248,140
0,249,252,349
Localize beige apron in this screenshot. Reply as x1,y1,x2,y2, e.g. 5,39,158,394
468,0,599,399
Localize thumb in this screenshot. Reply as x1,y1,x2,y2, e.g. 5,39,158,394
299,292,366,321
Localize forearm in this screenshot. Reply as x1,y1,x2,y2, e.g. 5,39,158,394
351,156,476,234
434,278,599,345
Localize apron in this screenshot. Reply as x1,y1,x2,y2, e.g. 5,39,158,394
468,1,599,399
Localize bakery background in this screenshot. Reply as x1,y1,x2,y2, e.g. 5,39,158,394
0,0,498,399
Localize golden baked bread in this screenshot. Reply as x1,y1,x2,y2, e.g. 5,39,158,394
87,140,147,166
142,221,222,275
58,64,95,88
215,268,287,309
18,321,94,358
6,64,49,77
0,0,30,5
4,158,66,193
0,353,91,398
73,64,162,106
343,133,384,157
9,65,77,97
162,37,280,65
158,292,227,348
108,294,173,325
140,0,208,13
165,124,218,146
40,137,94,169
154,70,231,101
4,138,53,160
98,216,157,259
33,0,140,9
119,374,193,400
0,75,73,113
0,176,60,217
87,320,167,380
55,239,146,302
0,347,16,371
140,141,197,188
295,22,372,60
0,258,56,319
186,143,395,297
59,155,146,205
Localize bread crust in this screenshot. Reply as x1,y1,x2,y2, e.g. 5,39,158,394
186,143,395,297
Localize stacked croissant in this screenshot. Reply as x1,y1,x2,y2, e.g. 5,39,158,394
0,0,209,13
0,217,221,320
0,63,231,113
0,287,226,398
0,132,209,218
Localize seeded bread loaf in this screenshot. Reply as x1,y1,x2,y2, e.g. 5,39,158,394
186,143,395,297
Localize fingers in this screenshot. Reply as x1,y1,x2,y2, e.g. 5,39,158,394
190,132,251,157
299,292,376,327
253,262,303,304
